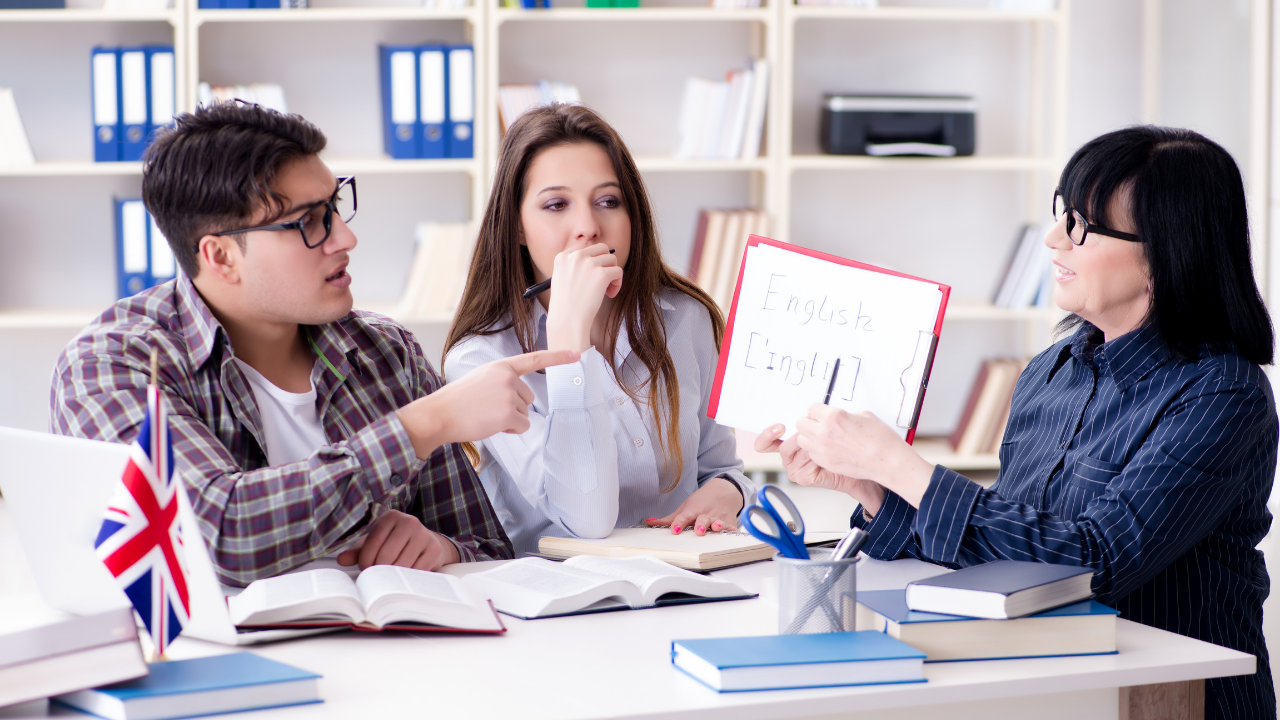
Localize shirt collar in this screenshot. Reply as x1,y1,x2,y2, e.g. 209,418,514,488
1052,320,1167,391
530,294,676,368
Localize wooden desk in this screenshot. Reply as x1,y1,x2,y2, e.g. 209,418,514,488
1,558,1252,720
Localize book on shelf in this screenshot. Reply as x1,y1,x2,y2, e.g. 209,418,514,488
54,652,321,720
0,88,34,167
0,596,147,708
671,630,926,692
378,44,475,160
92,45,175,163
688,207,770,310
906,560,1095,620
674,59,768,161
993,223,1053,309
710,0,761,9
497,81,581,132
536,525,843,571
227,564,505,633
794,0,875,8
0,0,64,7
197,82,287,113
857,589,1118,662
948,357,1027,456
459,555,754,619
115,198,177,299
396,221,476,320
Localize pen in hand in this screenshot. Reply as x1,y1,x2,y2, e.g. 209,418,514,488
823,357,842,405
522,248,616,300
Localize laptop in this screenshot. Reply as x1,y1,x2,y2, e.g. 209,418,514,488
0,427,328,645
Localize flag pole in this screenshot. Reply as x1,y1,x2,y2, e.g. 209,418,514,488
149,347,165,663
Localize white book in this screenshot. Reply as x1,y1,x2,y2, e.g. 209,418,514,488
719,68,753,161
739,59,769,159
674,77,711,160
228,565,503,632
699,81,730,160
711,210,746,308
0,88,35,167
694,209,728,292
1011,237,1051,308
994,224,1040,307
460,555,750,619
397,222,474,319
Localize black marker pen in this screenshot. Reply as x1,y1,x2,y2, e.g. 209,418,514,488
823,358,841,405
522,248,616,300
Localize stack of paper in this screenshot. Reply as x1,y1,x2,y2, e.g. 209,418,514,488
497,81,581,133
674,59,768,161
0,88,35,168
396,222,477,320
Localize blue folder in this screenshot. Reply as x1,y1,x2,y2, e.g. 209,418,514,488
91,48,121,162
446,45,474,159
379,45,420,160
115,199,149,299
418,44,448,159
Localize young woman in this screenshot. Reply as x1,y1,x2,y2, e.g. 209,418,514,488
443,104,752,557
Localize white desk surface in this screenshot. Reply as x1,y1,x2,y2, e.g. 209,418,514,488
1,557,1253,720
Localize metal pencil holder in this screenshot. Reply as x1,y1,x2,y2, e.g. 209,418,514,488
776,549,857,634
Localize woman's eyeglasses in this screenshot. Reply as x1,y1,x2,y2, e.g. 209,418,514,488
212,176,357,250
1052,191,1141,246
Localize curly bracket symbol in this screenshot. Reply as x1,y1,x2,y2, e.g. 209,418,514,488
896,331,939,429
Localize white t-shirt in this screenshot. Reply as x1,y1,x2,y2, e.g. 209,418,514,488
232,358,327,466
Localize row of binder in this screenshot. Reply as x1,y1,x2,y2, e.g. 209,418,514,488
197,0,302,8
379,44,475,160
116,199,177,299
92,46,176,163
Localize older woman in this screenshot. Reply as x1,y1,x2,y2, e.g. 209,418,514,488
756,126,1277,719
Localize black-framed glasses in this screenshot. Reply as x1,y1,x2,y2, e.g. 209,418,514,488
1052,191,1140,246
213,176,357,249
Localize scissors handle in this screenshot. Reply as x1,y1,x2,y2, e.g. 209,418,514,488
757,486,808,558
740,505,808,560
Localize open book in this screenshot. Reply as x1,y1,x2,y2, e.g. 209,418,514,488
459,555,754,619
538,526,846,571
228,565,504,633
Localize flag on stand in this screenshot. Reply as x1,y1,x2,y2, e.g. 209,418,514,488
94,378,190,657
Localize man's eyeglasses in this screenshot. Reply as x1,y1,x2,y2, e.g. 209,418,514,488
213,176,357,249
1052,190,1140,246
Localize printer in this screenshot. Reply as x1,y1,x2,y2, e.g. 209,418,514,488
820,95,976,157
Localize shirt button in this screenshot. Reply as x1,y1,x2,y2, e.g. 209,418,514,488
633,438,644,447
390,473,403,486
615,397,625,406
573,377,583,386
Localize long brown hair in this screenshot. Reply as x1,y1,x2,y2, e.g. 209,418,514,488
445,104,724,492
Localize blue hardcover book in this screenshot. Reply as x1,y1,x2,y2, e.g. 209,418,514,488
379,45,420,159
446,45,474,159
418,44,448,159
671,630,926,692
144,46,175,151
905,560,1094,619
116,199,149,298
859,589,1119,663
118,47,148,162
91,48,121,163
54,652,321,720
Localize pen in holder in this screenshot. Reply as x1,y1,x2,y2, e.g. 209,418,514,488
776,548,857,634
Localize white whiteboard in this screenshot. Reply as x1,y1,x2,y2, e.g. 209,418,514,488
710,241,947,439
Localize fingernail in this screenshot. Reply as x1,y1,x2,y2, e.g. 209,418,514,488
646,518,659,523
673,525,682,534
711,522,721,530
696,525,705,534
774,424,784,433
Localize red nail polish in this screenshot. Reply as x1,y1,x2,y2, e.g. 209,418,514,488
696,525,705,533
673,525,682,534
646,518,659,523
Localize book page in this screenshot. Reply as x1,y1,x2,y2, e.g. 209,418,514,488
472,559,610,597
355,565,462,607
541,526,766,555
355,566,501,631
460,558,643,617
564,556,742,604
228,569,362,626
713,242,944,437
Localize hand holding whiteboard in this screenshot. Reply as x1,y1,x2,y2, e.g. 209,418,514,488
708,237,950,443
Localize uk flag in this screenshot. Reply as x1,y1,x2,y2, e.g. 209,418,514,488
94,384,190,657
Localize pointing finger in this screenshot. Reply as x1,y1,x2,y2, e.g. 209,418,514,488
504,349,581,376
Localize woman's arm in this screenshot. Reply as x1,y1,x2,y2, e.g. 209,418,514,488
445,340,621,539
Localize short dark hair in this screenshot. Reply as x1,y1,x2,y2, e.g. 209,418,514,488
1057,126,1274,365
141,102,327,279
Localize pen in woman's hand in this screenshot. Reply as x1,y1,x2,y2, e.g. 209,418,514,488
522,248,615,300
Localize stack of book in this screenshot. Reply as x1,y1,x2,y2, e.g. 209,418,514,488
993,223,1053,309
687,208,770,310
674,59,769,161
497,81,581,133
948,357,1029,456
396,222,476,320
0,88,34,167
197,83,287,113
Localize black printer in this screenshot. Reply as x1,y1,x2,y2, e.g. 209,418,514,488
820,95,976,157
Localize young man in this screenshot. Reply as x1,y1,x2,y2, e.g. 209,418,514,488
50,102,576,587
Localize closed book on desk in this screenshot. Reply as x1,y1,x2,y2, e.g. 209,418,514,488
671,630,926,692
228,565,505,634
0,596,146,708
906,560,1094,619
858,589,1118,662
537,526,844,571
460,556,753,619
54,652,320,720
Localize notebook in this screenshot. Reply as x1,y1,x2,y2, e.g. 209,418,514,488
671,630,926,692
537,526,847,571
858,589,1118,662
905,560,1094,619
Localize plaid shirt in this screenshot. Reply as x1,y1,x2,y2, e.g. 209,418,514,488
50,275,513,587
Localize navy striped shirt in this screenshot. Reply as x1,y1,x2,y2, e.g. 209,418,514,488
856,322,1276,719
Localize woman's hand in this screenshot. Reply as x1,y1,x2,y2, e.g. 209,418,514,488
794,405,935,508
545,243,624,353
754,423,888,516
644,477,744,535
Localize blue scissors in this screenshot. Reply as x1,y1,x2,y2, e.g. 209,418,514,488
739,485,809,560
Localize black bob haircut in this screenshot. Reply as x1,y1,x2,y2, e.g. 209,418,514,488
141,102,327,280
1057,126,1273,366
